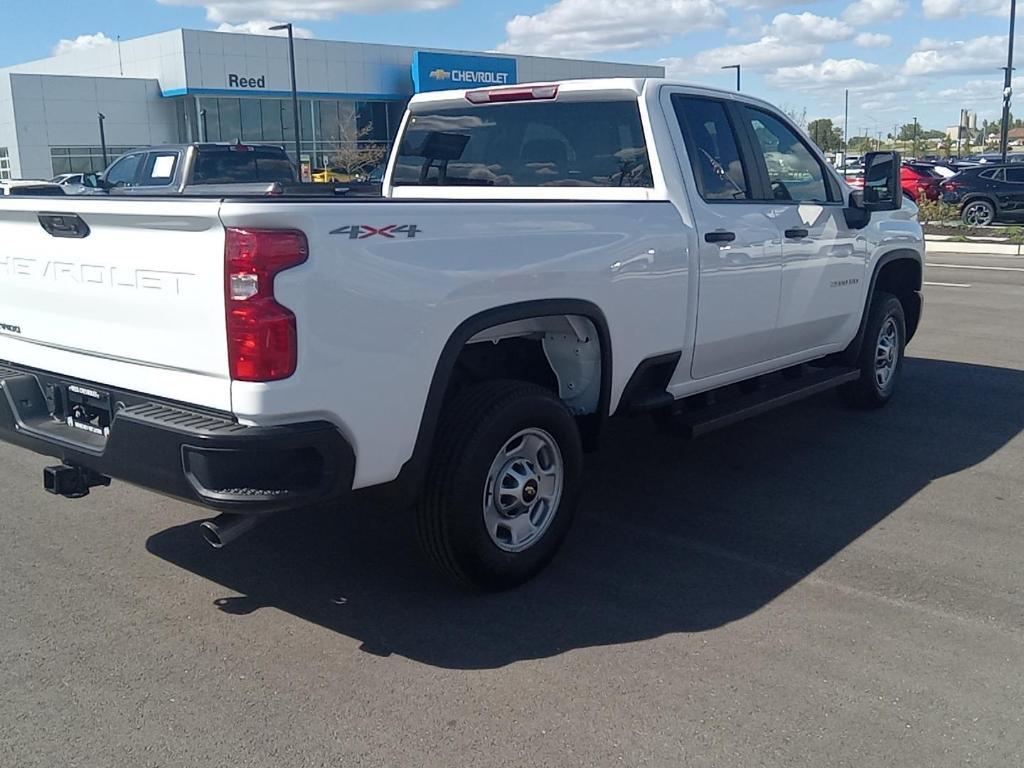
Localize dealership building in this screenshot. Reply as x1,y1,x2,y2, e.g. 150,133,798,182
0,29,663,180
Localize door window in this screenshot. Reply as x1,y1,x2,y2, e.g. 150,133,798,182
105,153,143,187
1005,167,1024,183
743,108,832,203
672,96,749,201
137,152,179,187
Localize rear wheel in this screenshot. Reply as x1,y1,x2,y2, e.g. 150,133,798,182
416,380,583,590
962,199,995,227
841,291,906,409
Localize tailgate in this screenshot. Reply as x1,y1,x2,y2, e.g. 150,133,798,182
0,197,232,412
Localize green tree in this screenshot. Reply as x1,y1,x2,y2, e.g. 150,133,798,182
848,135,875,152
807,118,842,152
940,136,953,158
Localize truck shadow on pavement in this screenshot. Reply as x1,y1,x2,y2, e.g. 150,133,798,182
147,357,1024,669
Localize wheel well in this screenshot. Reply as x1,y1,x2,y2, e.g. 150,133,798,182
875,256,922,341
449,314,604,418
961,194,997,209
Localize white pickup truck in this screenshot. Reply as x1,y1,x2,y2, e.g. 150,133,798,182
0,79,923,590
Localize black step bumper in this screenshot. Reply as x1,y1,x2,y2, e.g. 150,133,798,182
0,362,355,514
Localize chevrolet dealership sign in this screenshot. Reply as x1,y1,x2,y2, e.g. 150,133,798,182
412,51,518,93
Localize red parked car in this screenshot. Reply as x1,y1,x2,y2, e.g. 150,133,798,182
844,162,942,202
901,163,942,202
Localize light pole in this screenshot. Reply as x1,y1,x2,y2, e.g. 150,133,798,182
843,89,849,155
270,23,302,166
1001,0,1017,162
721,64,740,91
912,116,919,158
97,112,108,168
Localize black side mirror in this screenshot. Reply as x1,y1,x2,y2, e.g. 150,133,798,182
861,151,902,211
844,189,871,229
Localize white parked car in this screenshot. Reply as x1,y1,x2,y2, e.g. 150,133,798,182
0,78,923,589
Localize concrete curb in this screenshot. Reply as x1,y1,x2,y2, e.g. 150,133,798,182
924,237,1021,256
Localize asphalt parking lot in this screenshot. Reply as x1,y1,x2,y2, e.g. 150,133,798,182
2,249,1023,768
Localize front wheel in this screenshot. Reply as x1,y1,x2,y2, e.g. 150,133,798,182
962,199,995,227
417,380,583,590
841,291,906,409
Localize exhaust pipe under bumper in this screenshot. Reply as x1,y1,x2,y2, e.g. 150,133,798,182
200,513,266,549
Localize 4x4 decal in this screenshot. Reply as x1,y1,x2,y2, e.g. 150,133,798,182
330,224,421,240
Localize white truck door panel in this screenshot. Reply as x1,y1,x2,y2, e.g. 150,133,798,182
774,204,864,354
691,209,783,379
667,92,784,379
737,106,866,358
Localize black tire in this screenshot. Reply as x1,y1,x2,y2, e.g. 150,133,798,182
416,380,583,591
961,199,996,227
841,291,906,409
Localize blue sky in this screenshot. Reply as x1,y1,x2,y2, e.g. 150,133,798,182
0,0,1015,132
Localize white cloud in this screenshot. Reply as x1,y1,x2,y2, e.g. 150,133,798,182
769,12,853,42
935,79,1004,103
922,0,1007,18
904,35,1009,76
662,36,823,79
728,0,820,7
215,19,314,36
842,0,907,26
496,0,727,56
768,57,885,89
158,0,458,23
854,32,892,47
53,32,115,56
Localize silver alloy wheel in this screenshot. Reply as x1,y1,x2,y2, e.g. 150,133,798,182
874,316,900,390
963,201,994,226
483,428,564,553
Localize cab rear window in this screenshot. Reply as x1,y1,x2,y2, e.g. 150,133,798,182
193,147,296,184
393,100,653,188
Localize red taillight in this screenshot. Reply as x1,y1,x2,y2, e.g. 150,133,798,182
941,180,961,192
225,228,308,382
465,84,559,104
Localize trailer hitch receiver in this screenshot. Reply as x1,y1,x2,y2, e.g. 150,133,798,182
43,464,111,498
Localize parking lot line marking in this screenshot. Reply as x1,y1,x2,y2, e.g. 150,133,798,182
923,281,972,287
926,263,1024,272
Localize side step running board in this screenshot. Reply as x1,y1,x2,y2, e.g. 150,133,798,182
683,367,860,438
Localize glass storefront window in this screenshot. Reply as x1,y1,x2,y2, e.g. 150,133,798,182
49,146,143,176
191,96,407,163
218,98,242,142
261,100,283,142
240,100,263,142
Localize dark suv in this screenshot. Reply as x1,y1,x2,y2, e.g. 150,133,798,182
940,164,1024,226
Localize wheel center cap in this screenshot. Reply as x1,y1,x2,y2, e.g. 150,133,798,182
523,480,539,502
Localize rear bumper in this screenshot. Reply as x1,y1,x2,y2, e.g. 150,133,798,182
0,362,355,514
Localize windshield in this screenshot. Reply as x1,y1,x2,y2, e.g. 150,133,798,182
393,99,653,188
192,147,296,184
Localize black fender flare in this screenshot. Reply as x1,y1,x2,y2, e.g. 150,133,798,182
360,299,613,507
843,249,923,363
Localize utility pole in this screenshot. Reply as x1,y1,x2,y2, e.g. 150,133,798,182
912,116,919,158
1001,0,1017,162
